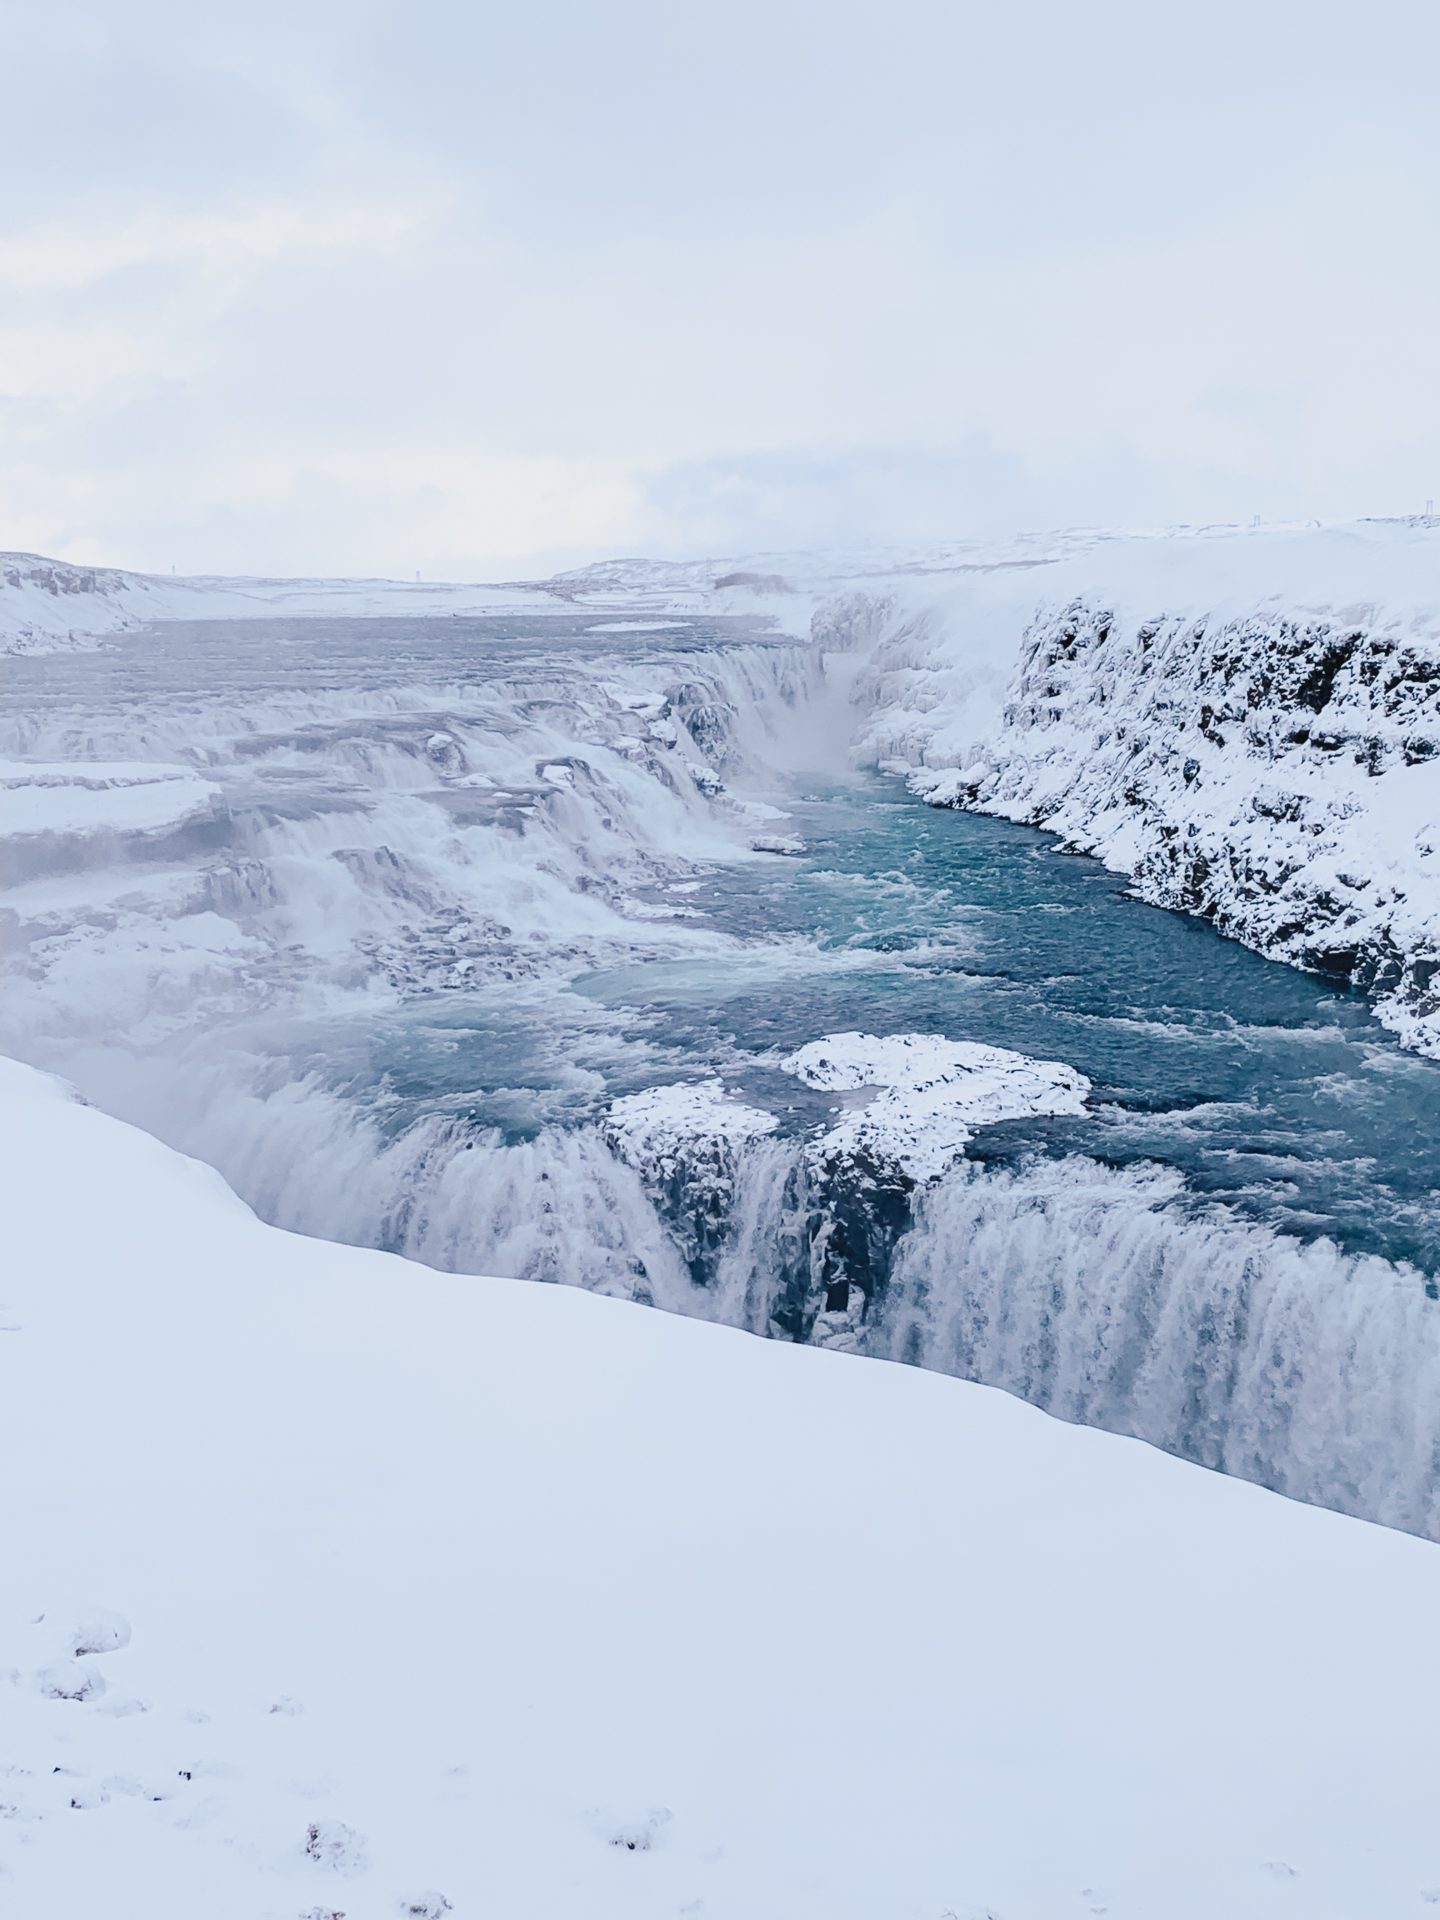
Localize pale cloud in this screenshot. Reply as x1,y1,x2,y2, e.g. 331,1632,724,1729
0,198,424,293
2,0,1437,576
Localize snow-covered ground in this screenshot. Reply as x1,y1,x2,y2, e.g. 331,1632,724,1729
8,524,1440,1908
6,1054,1440,1920
0,526,1200,658
606,1033,1089,1192
0,553,566,655
0,550,815,656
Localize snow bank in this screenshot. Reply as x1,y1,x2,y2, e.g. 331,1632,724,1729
584,620,686,633
0,760,221,838
0,556,262,655
4,1056,1440,1917
779,1029,1090,1182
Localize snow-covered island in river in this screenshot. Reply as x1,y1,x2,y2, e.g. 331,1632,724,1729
6,517,1440,1917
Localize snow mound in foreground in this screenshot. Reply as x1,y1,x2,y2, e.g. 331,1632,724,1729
2,1055,1440,1918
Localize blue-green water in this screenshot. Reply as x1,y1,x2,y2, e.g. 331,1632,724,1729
336,775,1440,1279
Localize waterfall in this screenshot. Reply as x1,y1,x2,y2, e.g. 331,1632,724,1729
123,1046,1440,1537
8,607,1440,1540
872,1156,1440,1536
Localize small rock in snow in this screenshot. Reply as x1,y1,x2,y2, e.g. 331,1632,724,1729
68,1606,131,1657
304,1820,369,1874
34,1661,106,1702
606,1806,673,1852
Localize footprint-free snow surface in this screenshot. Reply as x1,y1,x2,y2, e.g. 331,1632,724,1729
6,605,1440,1536
6,1057,1440,1919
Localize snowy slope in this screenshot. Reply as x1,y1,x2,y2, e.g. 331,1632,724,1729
0,555,262,654
849,518,1440,1054
4,1055,1440,1920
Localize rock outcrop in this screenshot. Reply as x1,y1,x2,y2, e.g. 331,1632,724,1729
916,599,1440,1054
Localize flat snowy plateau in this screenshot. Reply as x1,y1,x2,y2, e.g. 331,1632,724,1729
4,1058,1440,1920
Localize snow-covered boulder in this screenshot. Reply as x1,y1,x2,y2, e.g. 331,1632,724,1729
779,1029,1090,1184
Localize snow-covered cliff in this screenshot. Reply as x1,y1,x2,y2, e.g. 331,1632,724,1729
0,555,250,654
851,520,1440,1055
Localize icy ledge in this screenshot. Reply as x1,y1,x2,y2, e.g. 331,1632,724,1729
606,1033,1089,1193
0,760,221,838
780,1029,1090,1182
5,1056,1440,1916
604,1078,778,1172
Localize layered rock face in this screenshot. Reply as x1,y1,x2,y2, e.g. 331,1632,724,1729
904,596,1440,1055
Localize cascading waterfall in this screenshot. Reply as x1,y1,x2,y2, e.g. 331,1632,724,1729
109,1045,1440,1538
872,1156,1440,1536
7,606,1440,1538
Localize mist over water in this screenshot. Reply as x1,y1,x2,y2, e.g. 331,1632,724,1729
6,611,1440,1532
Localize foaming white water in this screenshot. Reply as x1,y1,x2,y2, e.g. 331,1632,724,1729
116,1059,697,1304
2,635,829,1051
873,1157,1440,1535
707,1136,811,1332
69,1030,1440,1536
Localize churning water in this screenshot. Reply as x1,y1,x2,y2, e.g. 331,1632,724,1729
6,612,1440,1533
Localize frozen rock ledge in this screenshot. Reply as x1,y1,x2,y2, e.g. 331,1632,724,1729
0,760,221,838
604,1078,778,1174
780,1030,1090,1183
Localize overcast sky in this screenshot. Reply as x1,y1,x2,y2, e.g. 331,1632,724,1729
4,0,1438,578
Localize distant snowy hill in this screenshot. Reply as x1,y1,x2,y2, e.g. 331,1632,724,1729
0,555,255,654
0,525,1191,655
0,533,1069,655
5,1054,1440,1919
0,546,836,655
0,552,573,654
